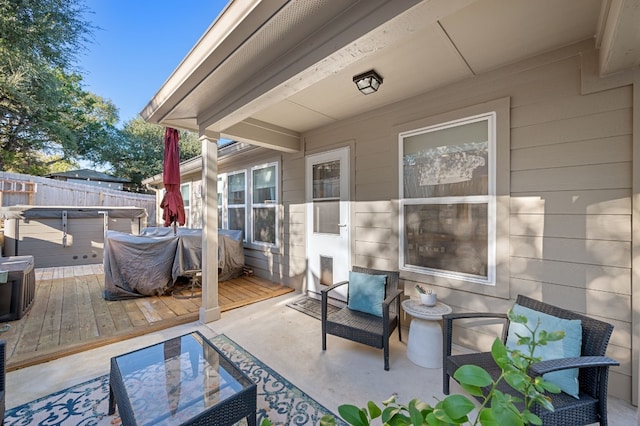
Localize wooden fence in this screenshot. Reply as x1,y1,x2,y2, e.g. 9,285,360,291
0,171,157,225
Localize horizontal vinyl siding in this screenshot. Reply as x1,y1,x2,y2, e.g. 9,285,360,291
353,200,396,270
280,153,306,288
509,59,632,400
510,213,630,240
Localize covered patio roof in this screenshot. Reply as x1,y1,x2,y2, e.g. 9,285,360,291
141,0,640,150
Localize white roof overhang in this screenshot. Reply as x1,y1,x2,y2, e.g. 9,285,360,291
141,0,640,153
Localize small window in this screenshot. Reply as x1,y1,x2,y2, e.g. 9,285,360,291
227,171,246,239
180,182,191,228
217,176,223,229
251,163,278,245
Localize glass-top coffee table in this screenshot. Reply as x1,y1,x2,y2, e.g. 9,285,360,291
108,331,256,426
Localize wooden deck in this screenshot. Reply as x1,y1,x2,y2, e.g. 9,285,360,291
1,264,293,371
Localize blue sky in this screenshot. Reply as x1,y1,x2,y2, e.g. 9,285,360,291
79,1,229,125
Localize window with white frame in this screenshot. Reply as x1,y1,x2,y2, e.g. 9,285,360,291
227,171,246,239
180,182,191,228
217,162,279,247
400,113,496,285
217,177,223,229
252,163,278,246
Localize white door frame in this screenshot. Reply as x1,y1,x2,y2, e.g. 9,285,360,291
305,146,351,300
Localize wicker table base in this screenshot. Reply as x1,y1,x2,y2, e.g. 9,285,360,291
108,331,256,425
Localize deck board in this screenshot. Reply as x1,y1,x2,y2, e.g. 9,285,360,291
3,264,293,370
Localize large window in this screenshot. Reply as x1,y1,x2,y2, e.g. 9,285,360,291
217,162,279,248
400,113,496,285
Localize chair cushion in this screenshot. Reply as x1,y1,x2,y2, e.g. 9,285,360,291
506,304,582,399
347,271,386,317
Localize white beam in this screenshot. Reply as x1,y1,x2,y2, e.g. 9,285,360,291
199,131,221,323
597,0,640,76
224,118,301,153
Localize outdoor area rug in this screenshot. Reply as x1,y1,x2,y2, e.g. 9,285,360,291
286,296,341,320
4,334,346,426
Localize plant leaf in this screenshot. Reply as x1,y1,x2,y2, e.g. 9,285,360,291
489,392,524,426
381,406,404,424
491,338,509,368
408,403,426,426
320,414,337,426
440,394,476,420
459,383,485,397
522,410,543,425
508,309,528,324
478,408,499,426
338,405,369,426
454,364,493,387
382,395,397,406
503,370,528,391
536,377,561,394
367,401,382,419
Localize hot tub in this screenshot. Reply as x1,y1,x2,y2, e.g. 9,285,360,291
0,205,147,268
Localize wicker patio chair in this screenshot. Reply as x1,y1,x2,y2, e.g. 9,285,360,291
0,339,5,426
321,266,402,371
442,295,619,426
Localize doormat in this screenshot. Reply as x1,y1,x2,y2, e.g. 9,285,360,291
4,334,347,426
287,296,341,320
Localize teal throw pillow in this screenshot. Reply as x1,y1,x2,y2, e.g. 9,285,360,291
347,271,387,317
506,304,582,399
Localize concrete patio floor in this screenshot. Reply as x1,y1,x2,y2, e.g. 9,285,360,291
6,292,638,425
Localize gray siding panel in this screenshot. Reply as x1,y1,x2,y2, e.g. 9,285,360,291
511,135,632,171
510,214,630,240
510,257,630,294
511,163,631,192
510,189,631,214
511,108,632,149
511,236,630,268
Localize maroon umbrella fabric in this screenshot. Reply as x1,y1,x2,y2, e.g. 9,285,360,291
160,127,186,227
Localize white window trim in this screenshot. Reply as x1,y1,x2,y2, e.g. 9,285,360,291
217,176,225,229
226,170,247,241
247,161,280,248
398,112,497,286
217,161,280,249
180,182,192,228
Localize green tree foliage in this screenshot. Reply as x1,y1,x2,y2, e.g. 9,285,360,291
0,0,119,173
99,117,201,192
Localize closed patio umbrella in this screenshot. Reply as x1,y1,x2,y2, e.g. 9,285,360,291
160,127,185,231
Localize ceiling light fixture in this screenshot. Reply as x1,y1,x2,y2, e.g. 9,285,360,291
353,70,383,95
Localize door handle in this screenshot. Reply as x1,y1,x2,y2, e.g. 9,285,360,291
338,224,347,228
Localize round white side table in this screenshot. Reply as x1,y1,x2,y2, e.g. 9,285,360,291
402,299,452,368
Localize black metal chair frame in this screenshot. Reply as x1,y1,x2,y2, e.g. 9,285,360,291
0,339,5,426
443,294,619,426
321,266,402,371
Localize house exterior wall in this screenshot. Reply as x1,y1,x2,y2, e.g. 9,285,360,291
297,42,633,402
166,40,634,402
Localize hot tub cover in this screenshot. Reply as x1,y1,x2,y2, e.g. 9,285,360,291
0,205,147,220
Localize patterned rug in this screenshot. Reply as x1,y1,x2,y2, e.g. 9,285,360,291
4,334,346,426
286,296,341,320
